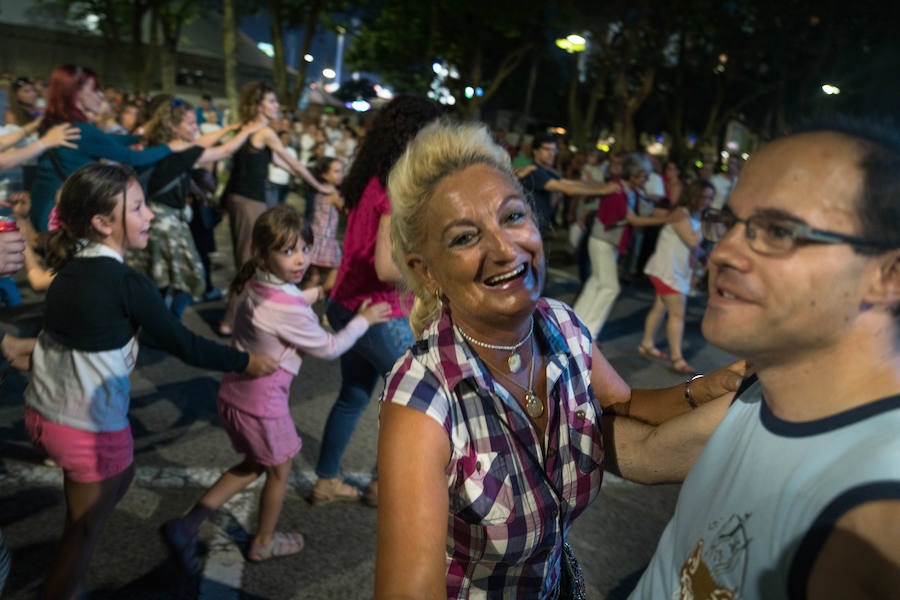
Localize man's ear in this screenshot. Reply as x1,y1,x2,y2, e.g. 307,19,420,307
406,253,436,293
864,251,900,309
90,213,113,237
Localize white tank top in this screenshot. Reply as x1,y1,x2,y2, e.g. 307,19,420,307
630,377,900,600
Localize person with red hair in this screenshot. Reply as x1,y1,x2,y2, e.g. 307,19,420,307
29,65,190,231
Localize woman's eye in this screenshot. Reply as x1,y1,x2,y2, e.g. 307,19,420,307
504,210,526,224
449,231,476,247
284,248,293,255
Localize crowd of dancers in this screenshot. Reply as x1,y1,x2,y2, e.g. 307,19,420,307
1,60,893,600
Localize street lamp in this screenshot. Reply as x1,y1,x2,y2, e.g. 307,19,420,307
822,84,841,95
555,34,586,53
304,54,314,63
322,68,336,79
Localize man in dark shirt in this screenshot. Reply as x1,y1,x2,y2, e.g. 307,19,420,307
519,133,619,236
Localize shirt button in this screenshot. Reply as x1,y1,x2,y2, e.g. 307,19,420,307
547,447,557,457
476,460,482,472
551,508,559,519
576,409,586,419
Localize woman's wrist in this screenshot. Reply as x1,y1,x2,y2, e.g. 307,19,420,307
683,374,704,409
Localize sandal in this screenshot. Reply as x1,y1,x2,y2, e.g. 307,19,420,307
637,344,668,361
160,518,202,576
670,358,698,375
247,531,305,562
308,478,362,506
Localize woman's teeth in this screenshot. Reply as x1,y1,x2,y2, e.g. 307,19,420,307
485,264,526,286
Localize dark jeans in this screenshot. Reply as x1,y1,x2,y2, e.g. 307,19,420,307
315,299,415,478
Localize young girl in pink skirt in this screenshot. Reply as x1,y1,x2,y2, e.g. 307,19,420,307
161,204,390,573
304,157,344,294
23,163,276,599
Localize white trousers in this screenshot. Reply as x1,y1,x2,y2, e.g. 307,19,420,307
573,237,620,339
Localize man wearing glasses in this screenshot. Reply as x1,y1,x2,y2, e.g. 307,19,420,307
628,120,900,599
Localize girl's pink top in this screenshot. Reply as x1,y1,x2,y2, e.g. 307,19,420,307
218,270,369,417
329,177,413,318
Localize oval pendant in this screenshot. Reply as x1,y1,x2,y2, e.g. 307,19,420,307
525,391,543,418
507,353,522,373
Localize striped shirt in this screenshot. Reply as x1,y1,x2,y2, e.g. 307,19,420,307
382,297,604,599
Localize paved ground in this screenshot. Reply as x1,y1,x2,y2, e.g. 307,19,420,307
0,216,736,599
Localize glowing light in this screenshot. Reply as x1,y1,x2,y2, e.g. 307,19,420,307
432,62,442,74
475,87,483,97
721,151,729,159
597,143,610,152
374,84,394,100
555,35,586,53
257,42,275,57
740,153,750,160
324,83,339,93
464,87,475,99
718,54,728,63
347,99,371,112
322,68,336,79
447,96,456,106
549,127,567,135
822,84,841,95
304,54,314,63
695,160,704,168
726,141,739,151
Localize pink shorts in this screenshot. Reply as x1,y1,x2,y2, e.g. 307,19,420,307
649,275,680,296
24,407,133,483
217,403,302,467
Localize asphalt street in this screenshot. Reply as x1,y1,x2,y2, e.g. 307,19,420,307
0,217,736,599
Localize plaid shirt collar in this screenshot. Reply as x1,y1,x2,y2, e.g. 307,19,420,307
425,298,574,398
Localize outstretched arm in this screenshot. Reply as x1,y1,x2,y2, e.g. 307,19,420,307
261,128,333,194
546,177,621,197
602,394,732,484
196,121,265,164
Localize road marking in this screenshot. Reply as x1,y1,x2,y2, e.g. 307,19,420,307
1,462,374,598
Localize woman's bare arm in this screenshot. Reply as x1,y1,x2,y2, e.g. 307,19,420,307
375,402,450,600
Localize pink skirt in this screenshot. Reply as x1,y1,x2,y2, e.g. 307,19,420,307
217,403,302,467
24,407,133,483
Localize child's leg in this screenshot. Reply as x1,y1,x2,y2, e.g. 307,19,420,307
161,458,264,574
253,459,292,547
43,465,134,600
193,458,265,526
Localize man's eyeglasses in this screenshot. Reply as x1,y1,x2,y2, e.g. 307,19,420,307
701,208,899,255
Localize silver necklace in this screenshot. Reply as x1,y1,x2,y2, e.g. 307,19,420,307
480,338,543,419
455,318,534,373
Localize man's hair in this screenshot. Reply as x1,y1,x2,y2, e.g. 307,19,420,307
531,132,557,151
790,115,900,322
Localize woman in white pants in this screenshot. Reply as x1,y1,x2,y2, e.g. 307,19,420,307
573,156,671,338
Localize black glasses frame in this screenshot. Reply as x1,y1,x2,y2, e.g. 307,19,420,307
701,208,899,253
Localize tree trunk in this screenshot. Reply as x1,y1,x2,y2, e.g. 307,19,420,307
143,4,160,91
517,49,539,135
289,0,325,110
223,0,240,123
159,44,177,93
269,0,289,104
130,3,149,92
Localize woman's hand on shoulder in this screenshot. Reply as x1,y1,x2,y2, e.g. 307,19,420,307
245,352,280,377
691,360,752,406
41,123,81,149
357,299,392,325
